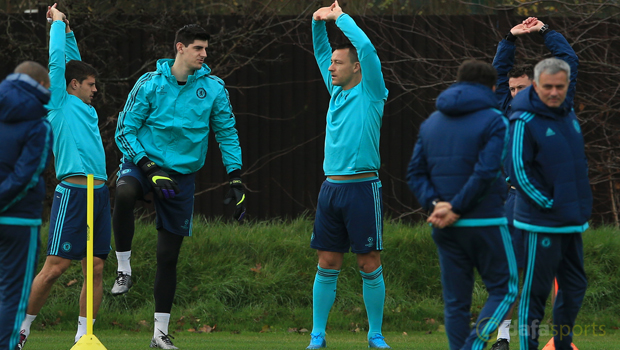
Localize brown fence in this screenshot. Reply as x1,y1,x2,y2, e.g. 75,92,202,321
2,9,619,224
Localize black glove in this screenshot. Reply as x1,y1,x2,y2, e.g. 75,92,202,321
223,175,246,222
138,158,180,200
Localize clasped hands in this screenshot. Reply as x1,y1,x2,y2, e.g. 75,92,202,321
313,1,343,22
427,201,460,229
510,16,545,36
47,3,66,23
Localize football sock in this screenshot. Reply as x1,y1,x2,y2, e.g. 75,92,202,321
20,314,37,337
311,265,340,337
116,251,132,275
154,313,171,337
75,316,95,342
361,265,385,340
497,319,511,341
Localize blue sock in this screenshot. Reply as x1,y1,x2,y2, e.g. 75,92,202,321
361,265,385,339
311,265,340,337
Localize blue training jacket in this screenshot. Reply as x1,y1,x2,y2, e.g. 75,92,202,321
508,86,592,233
407,82,509,226
312,14,389,176
116,59,242,174
493,30,579,116
0,73,53,223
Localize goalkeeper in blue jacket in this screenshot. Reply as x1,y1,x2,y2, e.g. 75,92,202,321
112,24,244,349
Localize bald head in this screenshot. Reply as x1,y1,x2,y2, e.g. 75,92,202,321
14,61,50,89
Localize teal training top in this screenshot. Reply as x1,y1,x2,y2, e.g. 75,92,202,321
312,14,388,176
47,21,107,181
115,59,242,174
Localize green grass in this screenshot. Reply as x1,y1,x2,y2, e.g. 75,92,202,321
29,218,620,339
23,329,620,350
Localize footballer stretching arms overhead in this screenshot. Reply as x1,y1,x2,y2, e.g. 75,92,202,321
18,4,112,348
307,1,390,349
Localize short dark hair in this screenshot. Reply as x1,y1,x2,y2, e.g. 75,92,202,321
174,24,210,53
333,43,359,63
508,65,534,80
456,60,497,89
65,60,98,86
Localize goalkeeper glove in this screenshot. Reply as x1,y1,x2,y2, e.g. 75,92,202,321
138,158,180,200
223,171,246,222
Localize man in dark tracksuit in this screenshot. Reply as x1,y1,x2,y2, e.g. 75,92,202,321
491,17,579,349
509,58,591,350
0,62,52,350
407,60,518,350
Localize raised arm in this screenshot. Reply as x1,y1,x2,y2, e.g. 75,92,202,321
115,73,153,164
48,8,68,108
65,23,82,62
492,39,515,90
47,4,79,62
331,2,386,101
493,20,535,108
449,114,508,215
538,23,578,106
312,6,335,93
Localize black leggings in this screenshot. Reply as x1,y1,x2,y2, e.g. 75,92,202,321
155,228,184,313
113,176,143,252
113,176,184,313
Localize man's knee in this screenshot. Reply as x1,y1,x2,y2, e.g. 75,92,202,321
318,260,340,270
157,248,180,268
94,258,105,278
317,251,344,270
82,257,105,278
357,251,381,273
38,257,71,283
115,177,142,203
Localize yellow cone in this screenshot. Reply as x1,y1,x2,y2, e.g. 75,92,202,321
70,334,107,350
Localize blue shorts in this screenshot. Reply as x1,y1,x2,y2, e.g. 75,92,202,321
47,182,111,260
311,177,384,254
117,161,195,236
505,188,525,269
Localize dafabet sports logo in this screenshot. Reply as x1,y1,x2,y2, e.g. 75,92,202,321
474,317,606,341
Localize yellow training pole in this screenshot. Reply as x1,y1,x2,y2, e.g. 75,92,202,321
87,174,94,336
71,174,107,349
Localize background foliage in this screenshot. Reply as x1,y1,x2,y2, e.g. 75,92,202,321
2,0,620,223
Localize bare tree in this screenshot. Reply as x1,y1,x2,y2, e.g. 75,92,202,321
2,0,619,223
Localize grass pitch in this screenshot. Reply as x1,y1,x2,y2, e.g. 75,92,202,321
23,329,620,350
23,218,620,350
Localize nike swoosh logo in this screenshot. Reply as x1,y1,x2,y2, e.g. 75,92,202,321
152,176,171,183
